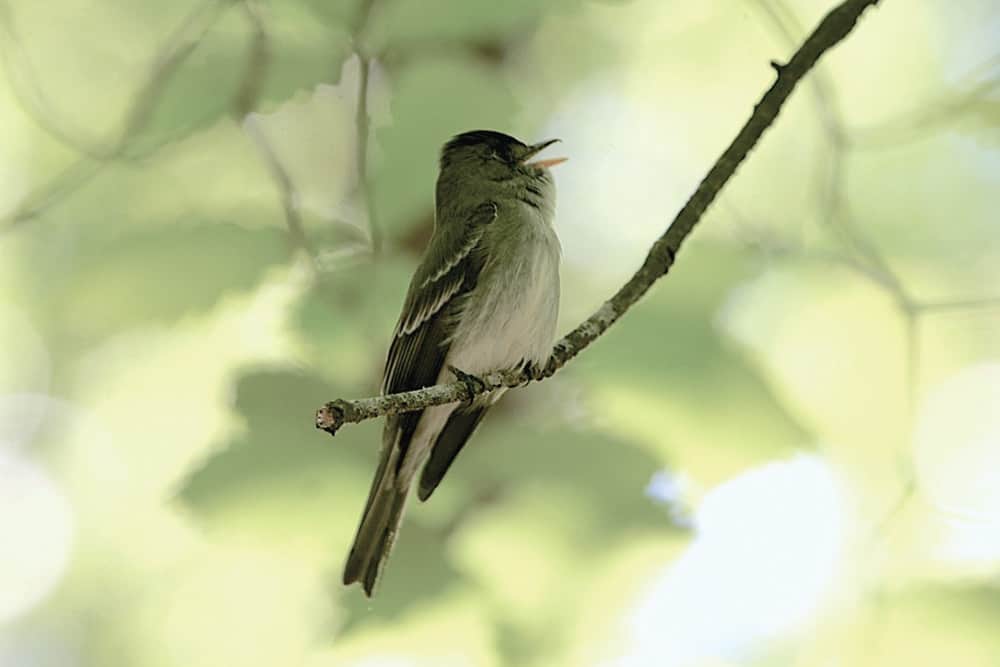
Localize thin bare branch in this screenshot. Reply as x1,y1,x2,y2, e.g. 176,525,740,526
236,1,319,267
355,55,380,257
1,160,104,229
316,0,885,436
352,0,381,257
232,0,270,118
116,0,235,155
244,116,317,262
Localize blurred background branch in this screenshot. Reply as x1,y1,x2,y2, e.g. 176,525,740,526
238,1,318,265
0,0,230,160
353,0,380,258
741,0,1000,561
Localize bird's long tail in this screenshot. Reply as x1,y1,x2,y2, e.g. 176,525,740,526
342,439,411,597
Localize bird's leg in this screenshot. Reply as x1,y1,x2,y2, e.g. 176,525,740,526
447,365,487,403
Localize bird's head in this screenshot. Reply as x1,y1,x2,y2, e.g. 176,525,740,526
437,130,566,206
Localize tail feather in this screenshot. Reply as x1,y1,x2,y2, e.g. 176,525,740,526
342,449,411,596
343,421,414,597
344,400,481,595
418,406,489,501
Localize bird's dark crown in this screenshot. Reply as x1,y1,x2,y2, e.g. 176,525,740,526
442,130,526,161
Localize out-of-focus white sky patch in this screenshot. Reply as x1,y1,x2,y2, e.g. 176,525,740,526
0,301,69,626
645,470,691,507
0,448,74,625
540,79,690,282
611,455,851,667
646,469,696,529
935,512,1000,567
914,362,1000,567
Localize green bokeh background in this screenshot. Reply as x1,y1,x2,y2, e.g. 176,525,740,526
1,1,999,665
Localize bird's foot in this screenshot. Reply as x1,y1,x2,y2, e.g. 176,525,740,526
522,360,545,384
448,365,487,402
521,357,557,383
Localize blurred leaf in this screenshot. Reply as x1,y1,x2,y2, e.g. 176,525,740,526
3,0,355,160
965,97,1000,137
120,8,250,157
289,256,417,387
719,258,913,496
292,0,367,29
849,585,1000,666
240,1,355,114
372,57,519,235
367,0,581,52
317,594,498,667
178,367,469,623
845,133,999,301
0,0,223,151
574,243,812,484
12,118,294,252
450,419,671,541
13,220,289,345
127,3,355,155
180,368,675,642
441,418,677,662
179,369,370,547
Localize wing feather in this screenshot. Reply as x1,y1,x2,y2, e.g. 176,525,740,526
381,201,496,397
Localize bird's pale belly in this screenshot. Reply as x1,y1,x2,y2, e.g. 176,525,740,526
445,228,560,376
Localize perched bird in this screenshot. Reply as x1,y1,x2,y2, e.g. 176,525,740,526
343,130,566,596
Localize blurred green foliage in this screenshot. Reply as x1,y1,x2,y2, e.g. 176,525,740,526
1,1,999,666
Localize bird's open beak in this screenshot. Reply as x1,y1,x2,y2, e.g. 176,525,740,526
522,139,567,169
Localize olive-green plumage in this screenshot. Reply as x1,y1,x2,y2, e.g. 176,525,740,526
343,130,564,596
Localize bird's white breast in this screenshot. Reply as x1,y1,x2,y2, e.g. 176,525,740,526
445,202,561,375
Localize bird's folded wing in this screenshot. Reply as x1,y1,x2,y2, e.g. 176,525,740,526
381,201,497,397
